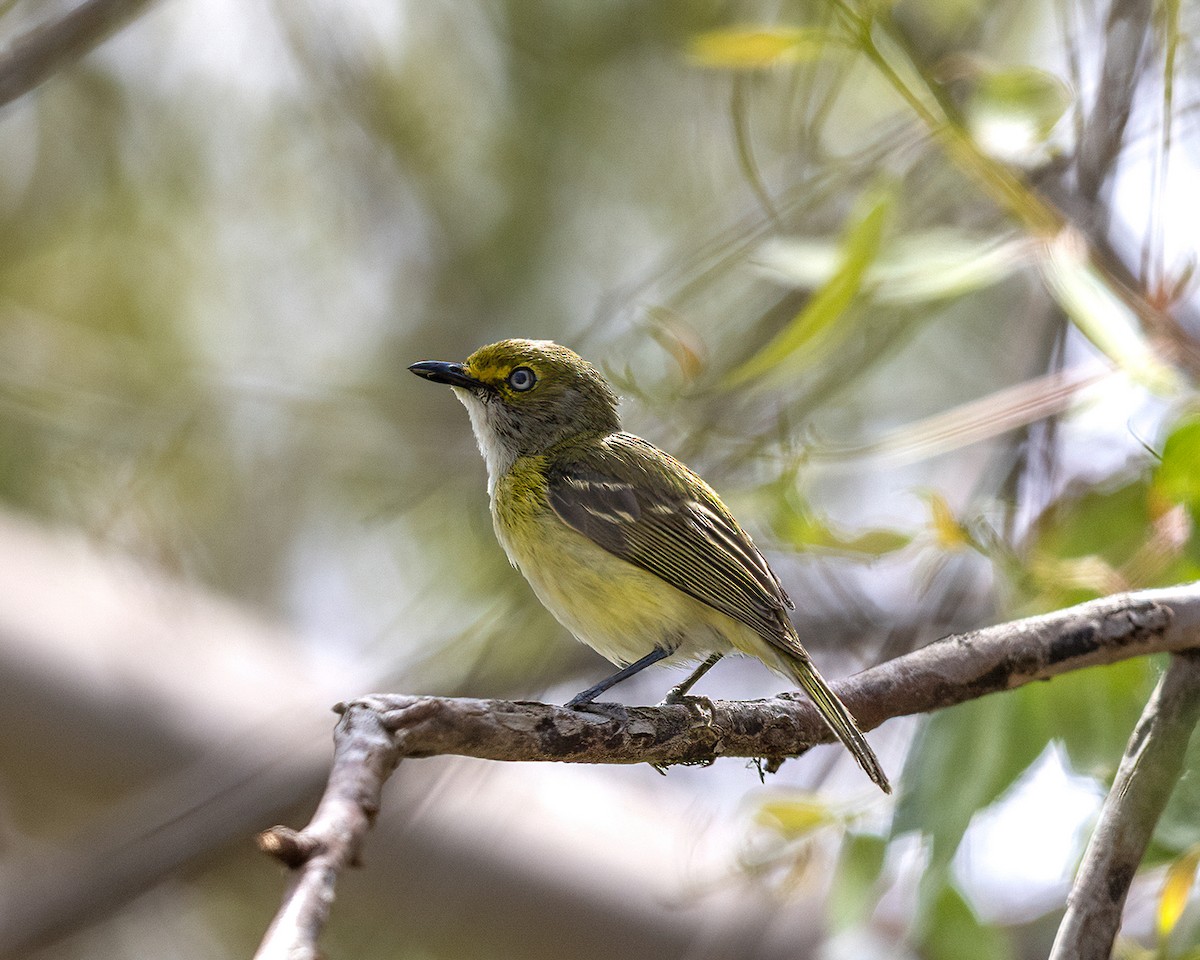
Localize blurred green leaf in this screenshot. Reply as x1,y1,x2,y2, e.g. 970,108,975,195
833,528,914,554
1030,480,1151,564
829,832,887,931
687,26,841,69
1025,476,1200,608
894,694,1045,864
757,230,1033,305
1039,231,1180,394
726,185,895,385
976,67,1071,134
966,65,1071,165
1155,415,1200,516
774,508,912,555
925,884,1013,960
1033,659,1157,779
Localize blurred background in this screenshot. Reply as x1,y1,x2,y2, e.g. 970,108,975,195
0,0,1198,958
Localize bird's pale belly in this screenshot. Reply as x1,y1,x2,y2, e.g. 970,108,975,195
492,499,732,668
509,516,740,666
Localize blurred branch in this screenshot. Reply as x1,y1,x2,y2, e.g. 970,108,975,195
256,583,1200,960
0,511,340,958
1076,0,1154,207
1049,651,1200,960
0,0,159,108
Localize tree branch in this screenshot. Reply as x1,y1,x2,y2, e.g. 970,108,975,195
1049,650,1200,960
0,0,160,109
255,704,399,960
1076,0,1154,206
255,584,1200,959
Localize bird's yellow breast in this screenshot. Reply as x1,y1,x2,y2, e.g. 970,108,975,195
491,456,746,667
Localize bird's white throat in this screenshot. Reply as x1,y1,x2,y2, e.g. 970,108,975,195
453,387,516,496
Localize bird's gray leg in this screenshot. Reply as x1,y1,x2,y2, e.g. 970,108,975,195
566,648,672,707
661,653,724,704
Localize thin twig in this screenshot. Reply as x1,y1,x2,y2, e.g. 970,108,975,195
1050,651,1200,960
255,584,1200,959
0,0,160,108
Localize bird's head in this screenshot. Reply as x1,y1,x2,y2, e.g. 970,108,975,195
410,339,620,479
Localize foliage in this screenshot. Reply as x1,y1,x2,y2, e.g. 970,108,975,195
687,1,1200,956
1,0,1197,957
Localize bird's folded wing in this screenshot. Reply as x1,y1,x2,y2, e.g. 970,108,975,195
546,433,799,648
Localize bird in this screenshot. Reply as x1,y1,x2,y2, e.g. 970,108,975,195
409,338,889,792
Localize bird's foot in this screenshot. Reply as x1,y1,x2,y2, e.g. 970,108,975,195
658,690,714,711
659,686,693,706
564,693,615,715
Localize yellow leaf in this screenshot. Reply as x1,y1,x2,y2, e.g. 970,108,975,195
1158,845,1200,943
925,492,971,549
756,795,839,838
688,27,833,69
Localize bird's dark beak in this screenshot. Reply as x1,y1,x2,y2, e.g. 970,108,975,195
408,360,484,389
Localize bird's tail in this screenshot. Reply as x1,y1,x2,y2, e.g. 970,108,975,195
787,656,891,794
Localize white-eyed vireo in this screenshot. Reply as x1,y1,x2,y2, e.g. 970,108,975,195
410,339,889,792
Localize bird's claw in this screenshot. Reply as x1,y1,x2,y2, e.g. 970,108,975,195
658,691,713,710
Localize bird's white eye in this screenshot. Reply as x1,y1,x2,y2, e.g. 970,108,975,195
508,367,536,391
